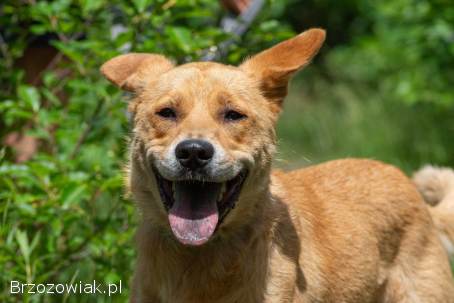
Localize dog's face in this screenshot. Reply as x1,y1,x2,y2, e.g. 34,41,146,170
101,29,325,246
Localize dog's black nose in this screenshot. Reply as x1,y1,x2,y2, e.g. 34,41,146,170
175,139,214,170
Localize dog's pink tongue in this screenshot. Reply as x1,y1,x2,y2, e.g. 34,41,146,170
168,182,220,246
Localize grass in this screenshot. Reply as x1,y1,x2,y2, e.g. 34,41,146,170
276,68,452,175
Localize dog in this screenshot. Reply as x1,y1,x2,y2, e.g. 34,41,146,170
101,28,454,302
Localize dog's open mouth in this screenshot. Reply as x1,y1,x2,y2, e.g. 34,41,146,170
153,168,247,246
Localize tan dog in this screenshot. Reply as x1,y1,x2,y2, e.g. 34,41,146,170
101,29,454,303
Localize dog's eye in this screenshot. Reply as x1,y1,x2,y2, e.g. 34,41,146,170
156,107,177,119
224,110,247,122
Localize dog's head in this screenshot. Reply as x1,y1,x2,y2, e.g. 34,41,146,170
101,29,325,246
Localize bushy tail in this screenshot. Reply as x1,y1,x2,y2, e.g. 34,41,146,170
413,165,454,257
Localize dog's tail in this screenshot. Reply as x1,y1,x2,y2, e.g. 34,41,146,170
413,165,454,257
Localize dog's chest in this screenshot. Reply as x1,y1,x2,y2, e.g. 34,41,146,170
147,243,307,303
152,256,267,303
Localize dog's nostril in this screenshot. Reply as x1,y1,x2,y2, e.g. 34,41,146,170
198,148,212,160
175,139,214,170
176,148,190,160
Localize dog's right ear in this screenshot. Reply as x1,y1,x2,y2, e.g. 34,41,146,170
100,53,174,92
240,29,325,113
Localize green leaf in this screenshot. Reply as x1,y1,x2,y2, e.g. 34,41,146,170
0,148,5,162
168,27,193,53
16,230,30,264
132,0,151,13
61,184,87,209
17,85,40,112
51,41,84,64
80,0,104,15
29,231,42,256
101,175,123,190
16,202,37,216
4,108,33,125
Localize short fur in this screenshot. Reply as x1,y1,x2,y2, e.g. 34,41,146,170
101,29,454,303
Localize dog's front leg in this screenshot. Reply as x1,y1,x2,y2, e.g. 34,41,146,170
129,284,162,303
262,245,301,303
129,268,162,303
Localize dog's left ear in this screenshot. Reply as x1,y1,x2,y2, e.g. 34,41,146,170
100,53,174,92
240,28,325,112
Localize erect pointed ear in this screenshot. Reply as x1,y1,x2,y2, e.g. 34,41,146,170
240,28,325,111
100,53,174,92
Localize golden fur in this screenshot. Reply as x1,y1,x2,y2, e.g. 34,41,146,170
101,29,454,302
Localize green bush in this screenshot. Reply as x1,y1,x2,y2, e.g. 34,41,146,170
0,1,292,302
278,0,454,172
329,0,454,108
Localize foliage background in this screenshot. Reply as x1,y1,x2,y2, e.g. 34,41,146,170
0,0,453,302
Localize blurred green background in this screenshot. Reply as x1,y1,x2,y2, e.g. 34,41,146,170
1,0,453,302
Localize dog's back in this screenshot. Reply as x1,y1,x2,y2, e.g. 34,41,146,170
272,159,454,302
